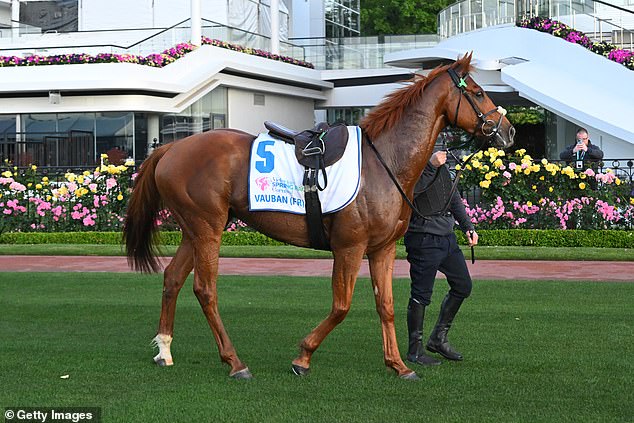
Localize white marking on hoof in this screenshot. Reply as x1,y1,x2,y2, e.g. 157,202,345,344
151,334,173,366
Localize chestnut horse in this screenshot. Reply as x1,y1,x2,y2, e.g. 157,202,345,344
124,54,515,380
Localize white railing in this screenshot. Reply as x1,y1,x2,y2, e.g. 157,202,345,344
439,0,634,50
438,0,517,38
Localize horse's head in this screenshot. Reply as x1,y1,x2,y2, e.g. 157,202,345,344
442,54,515,149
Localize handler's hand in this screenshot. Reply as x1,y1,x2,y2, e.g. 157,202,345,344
430,151,447,167
467,230,479,247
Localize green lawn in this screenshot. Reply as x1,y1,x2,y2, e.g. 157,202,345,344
0,243,633,261
0,273,632,422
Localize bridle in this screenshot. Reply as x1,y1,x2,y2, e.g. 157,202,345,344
447,67,508,146
365,67,510,221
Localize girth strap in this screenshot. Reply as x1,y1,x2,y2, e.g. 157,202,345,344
302,155,330,251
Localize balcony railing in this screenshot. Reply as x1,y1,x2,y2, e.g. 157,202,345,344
438,0,634,50
291,34,439,70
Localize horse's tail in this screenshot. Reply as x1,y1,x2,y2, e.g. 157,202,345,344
123,144,173,273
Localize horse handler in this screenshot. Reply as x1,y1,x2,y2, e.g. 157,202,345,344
404,150,478,366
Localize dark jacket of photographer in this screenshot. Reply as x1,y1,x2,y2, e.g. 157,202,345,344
406,163,474,236
559,141,604,162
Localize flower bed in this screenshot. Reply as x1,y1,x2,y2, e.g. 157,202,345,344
517,16,634,70
2,148,633,234
0,156,134,233
458,148,634,229
0,37,314,69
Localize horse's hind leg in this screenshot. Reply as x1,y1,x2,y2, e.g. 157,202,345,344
368,243,417,380
291,246,364,376
189,217,251,379
152,236,194,367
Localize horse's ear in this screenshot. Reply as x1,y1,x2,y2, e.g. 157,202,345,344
456,52,473,72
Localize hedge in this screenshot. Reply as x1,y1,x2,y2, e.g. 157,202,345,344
1,230,633,248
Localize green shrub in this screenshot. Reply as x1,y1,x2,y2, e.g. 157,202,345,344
1,230,632,248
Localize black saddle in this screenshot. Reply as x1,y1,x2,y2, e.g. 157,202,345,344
264,121,348,168
263,121,351,252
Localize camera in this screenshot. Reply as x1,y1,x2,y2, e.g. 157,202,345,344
576,139,584,145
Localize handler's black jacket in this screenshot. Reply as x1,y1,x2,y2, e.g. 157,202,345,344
406,163,474,236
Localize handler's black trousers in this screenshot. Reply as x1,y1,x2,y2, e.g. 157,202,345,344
404,232,472,306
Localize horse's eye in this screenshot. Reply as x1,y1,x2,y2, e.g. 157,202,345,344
475,91,484,97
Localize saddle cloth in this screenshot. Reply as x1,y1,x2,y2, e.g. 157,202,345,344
249,126,361,214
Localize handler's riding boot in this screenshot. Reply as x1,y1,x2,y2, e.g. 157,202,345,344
426,294,464,361
406,298,441,367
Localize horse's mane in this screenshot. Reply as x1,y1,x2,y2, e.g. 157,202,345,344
359,54,473,140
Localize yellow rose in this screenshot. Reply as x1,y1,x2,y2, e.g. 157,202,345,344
1,171,11,178
539,176,545,181
524,169,531,175
630,198,634,205
27,183,32,187
541,158,548,165
455,164,461,171
579,182,586,190
117,193,124,201
31,165,37,171
101,153,108,159
83,171,91,176
42,176,49,182
497,150,505,156
532,185,537,190
527,201,533,207
479,180,491,188
36,183,42,189
493,159,503,168
549,187,553,192
616,178,621,185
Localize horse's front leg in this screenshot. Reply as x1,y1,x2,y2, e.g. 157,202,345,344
291,246,365,376
368,242,418,380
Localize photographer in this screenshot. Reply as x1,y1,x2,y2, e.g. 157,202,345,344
559,128,604,169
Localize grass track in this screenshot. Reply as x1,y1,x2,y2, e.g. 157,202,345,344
0,273,632,422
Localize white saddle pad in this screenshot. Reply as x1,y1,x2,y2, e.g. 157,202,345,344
248,126,361,214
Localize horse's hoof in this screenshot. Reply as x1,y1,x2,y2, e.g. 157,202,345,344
291,364,310,377
154,358,173,367
399,371,420,381
230,368,253,380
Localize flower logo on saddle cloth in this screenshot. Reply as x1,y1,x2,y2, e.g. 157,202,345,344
248,126,362,214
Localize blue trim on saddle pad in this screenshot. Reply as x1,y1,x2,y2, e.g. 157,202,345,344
248,126,362,215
